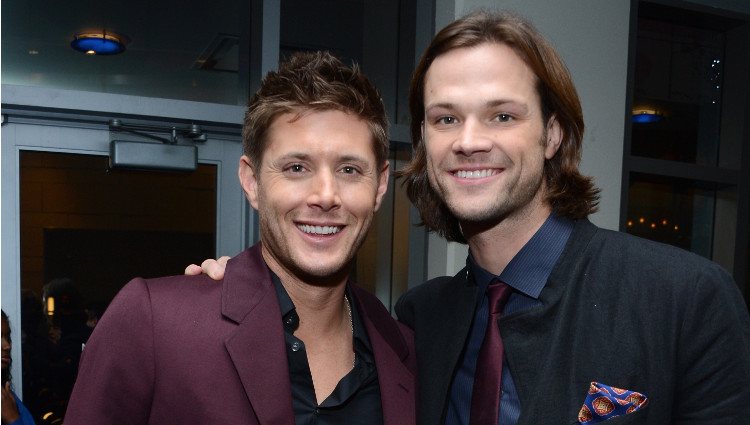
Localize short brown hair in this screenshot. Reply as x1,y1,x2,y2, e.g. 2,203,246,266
399,10,599,243
243,51,389,170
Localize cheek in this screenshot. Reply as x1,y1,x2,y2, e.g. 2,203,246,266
520,148,547,180
256,191,293,223
424,138,444,161
423,130,443,156
343,186,379,213
422,142,440,174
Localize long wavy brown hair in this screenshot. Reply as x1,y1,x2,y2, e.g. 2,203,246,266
399,10,599,243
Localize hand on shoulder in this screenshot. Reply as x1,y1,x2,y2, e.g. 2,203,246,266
184,256,230,281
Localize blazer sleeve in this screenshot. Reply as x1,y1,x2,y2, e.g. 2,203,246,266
673,263,750,422
394,290,415,330
64,278,156,425
395,276,454,330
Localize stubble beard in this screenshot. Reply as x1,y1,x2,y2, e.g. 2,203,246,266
428,136,549,233
257,202,374,287
441,167,544,230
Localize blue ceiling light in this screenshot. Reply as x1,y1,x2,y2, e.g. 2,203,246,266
631,109,663,124
71,31,127,55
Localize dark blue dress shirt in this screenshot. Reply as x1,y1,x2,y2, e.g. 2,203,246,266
444,214,574,425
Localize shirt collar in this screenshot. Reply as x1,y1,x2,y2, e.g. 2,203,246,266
468,213,574,299
270,270,372,350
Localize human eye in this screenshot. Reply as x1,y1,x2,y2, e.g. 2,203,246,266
494,113,514,123
284,163,306,174
339,165,361,175
436,116,457,125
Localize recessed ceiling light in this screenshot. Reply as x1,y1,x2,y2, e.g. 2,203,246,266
631,108,664,124
71,31,128,55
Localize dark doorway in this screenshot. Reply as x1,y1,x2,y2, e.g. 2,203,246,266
19,150,217,423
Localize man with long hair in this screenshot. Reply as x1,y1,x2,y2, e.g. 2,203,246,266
395,10,750,425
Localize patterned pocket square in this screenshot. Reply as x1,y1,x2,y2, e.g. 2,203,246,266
578,381,648,423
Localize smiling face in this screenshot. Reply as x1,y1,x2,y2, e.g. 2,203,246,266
240,109,389,284
422,42,562,230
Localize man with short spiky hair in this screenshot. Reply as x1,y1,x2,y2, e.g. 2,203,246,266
64,51,416,425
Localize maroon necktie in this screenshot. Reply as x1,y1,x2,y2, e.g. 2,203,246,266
470,280,512,425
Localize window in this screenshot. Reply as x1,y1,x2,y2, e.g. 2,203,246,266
623,1,750,303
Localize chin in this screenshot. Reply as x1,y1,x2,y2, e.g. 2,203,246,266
291,256,352,282
448,201,507,222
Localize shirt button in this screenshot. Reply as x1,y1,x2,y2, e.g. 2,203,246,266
314,408,320,415
291,341,302,352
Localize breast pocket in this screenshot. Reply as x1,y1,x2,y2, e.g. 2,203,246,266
568,405,648,425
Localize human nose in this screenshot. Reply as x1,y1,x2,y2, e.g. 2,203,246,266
308,170,341,211
453,119,493,155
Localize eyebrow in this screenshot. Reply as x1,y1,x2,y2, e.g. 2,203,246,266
425,99,529,114
276,152,373,166
277,152,310,161
338,154,371,164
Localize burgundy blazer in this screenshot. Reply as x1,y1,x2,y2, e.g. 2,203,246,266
64,244,416,424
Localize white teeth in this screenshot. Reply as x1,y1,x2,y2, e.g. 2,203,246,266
298,224,341,235
455,169,495,179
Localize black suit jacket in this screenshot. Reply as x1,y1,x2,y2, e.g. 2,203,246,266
396,219,750,424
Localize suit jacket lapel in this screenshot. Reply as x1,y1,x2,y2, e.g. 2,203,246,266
421,268,478,424
352,285,416,425
506,219,598,425
222,245,295,425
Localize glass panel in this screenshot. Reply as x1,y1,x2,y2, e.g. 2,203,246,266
747,213,750,307
1,0,248,105
625,172,725,258
353,146,412,310
390,147,413,304
632,7,727,165
279,0,415,126
19,151,217,422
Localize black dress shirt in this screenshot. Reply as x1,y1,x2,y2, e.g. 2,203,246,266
444,213,574,425
271,273,383,425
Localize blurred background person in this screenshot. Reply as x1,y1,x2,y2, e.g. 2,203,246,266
2,309,36,425
38,278,91,422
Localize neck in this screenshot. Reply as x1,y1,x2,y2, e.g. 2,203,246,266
262,246,355,404
463,191,552,276
261,245,349,335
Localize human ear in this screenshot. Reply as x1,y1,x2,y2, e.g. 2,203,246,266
238,155,260,210
373,160,390,212
544,115,563,159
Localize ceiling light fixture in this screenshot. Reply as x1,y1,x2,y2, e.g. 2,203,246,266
71,30,128,55
631,108,663,124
